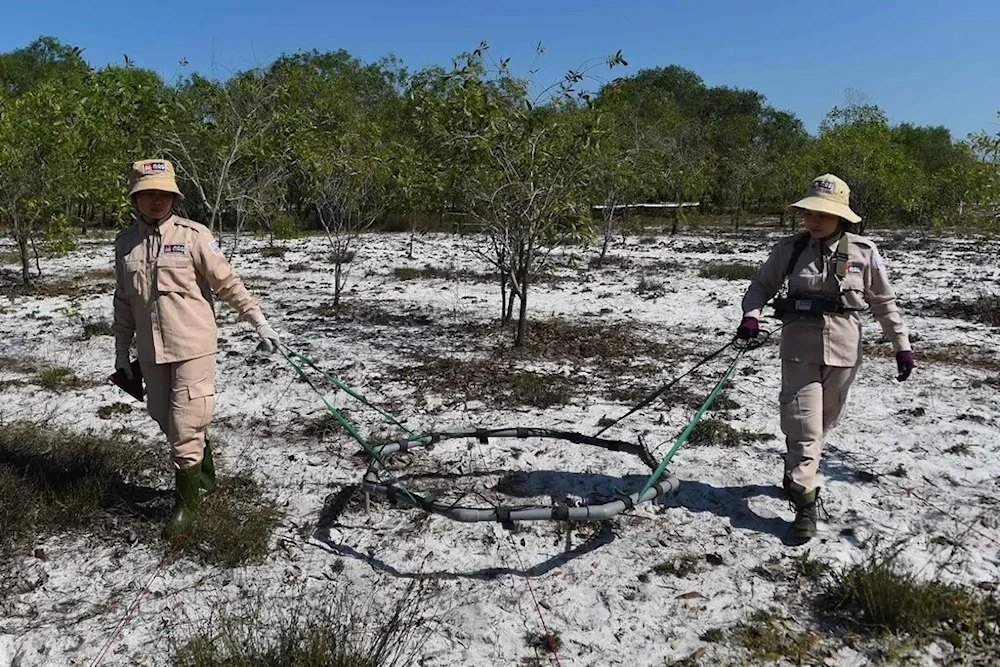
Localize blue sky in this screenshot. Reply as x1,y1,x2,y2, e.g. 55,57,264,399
3,0,998,139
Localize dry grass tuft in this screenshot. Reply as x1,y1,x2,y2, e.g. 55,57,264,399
173,580,436,667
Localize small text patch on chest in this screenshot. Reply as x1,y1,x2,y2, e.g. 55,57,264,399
847,262,864,275
162,244,187,256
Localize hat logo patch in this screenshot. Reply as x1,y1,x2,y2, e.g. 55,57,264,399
141,161,168,175
811,179,836,194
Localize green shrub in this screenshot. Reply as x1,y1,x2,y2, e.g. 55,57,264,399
0,421,159,553
509,372,575,408
37,366,86,392
97,402,133,419
699,262,757,281
822,548,1000,645
260,246,288,258
688,418,770,447
634,274,666,298
177,475,280,567
730,611,819,662
82,319,114,339
270,215,304,240
174,581,434,666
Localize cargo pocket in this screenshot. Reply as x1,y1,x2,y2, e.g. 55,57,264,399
156,257,195,295
124,259,144,296
778,385,798,406
187,378,216,431
840,275,867,310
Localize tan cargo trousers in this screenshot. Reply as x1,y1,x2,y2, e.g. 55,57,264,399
140,354,216,470
779,360,859,494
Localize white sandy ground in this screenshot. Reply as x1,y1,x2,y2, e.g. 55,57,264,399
0,226,998,666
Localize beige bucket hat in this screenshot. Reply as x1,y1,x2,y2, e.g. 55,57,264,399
788,173,861,223
127,159,183,198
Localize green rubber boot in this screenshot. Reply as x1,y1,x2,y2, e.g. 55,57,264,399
789,489,819,546
168,463,202,538
201,436,217,494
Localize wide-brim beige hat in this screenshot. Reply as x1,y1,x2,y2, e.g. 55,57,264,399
788,173,861,223
128,159,184,198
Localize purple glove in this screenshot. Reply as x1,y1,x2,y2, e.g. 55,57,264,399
896,350,915,381
736,317,760,340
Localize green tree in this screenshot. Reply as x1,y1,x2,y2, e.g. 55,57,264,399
970,114,1000,227
163,70,285,234
266,49,405,221
79,63,170,231
813,104,919,228
0,79,86,284
585,108,665,262
892,123,978,225
0,36,89,97
418,45,624,345
307,134,390,308
756,108,811,222
595,66,711,204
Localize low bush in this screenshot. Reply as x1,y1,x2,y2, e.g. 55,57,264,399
699,262,757,281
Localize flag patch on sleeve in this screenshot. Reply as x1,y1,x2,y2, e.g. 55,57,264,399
209,239,223,255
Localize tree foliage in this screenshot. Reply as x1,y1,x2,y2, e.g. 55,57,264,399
0,35,994,291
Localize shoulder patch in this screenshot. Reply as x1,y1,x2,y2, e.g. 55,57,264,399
209,239,223,255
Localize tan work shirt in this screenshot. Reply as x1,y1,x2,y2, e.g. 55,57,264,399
113,215,264,364
742,231,911,367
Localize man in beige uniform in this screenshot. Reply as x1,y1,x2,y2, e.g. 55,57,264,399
737,174,914,544
113,159,280,536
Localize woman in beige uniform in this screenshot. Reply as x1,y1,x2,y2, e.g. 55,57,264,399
112,159,281,536
736,174,915,545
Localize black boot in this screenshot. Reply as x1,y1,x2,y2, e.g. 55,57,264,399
168,463,202,538
201,436,217,494
788,489,819,546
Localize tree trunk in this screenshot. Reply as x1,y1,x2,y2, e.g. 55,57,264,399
30,235,42,277
515,277,529,348
499,272,508,324
504,283,516,324
514,238,532,348
670,208,679,235
333,261,343,309
17,234,31,286
597,224,612,267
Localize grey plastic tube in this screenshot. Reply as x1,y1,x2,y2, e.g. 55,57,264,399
361,432,680,523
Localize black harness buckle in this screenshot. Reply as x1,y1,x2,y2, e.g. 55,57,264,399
772,296,845,318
